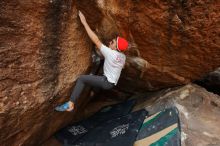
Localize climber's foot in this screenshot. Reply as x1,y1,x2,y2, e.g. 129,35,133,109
55,101,75,112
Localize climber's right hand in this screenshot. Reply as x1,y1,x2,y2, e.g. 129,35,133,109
78,10,87,25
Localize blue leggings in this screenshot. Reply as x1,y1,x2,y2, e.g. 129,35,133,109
70,75,114,102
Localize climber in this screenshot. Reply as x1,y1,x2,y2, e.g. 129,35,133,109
55,11,128,112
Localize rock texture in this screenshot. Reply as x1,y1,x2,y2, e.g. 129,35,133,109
107,0,220,91
0,0,220,146
0,1,92,146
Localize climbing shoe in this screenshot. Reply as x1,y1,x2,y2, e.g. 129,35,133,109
55,102,72,112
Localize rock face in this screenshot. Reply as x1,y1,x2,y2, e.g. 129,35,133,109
0,1,92,146
133,84,220,146
104,0,220,91
0,0,220,145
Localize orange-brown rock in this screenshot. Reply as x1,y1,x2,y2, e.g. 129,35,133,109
1,0,220,146
99,0,220,91
0,0,92,145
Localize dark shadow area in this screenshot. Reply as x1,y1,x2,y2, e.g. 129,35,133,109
195,80,220,95
194,68,220,95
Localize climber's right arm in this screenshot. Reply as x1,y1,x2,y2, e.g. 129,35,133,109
78,11,102,49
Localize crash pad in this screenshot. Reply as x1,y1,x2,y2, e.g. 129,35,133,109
134,107,181,146
74,109,148,146
55,99,136,145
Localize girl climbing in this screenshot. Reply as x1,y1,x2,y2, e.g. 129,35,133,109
55,11,128,112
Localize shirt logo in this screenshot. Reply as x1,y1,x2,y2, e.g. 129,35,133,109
116,55,124,63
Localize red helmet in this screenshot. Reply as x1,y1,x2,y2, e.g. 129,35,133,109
116,37,128,51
